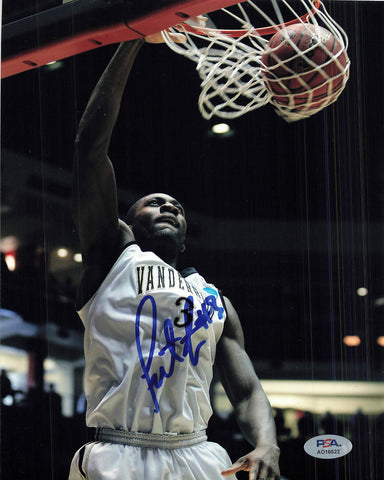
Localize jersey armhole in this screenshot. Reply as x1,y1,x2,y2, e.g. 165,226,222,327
75,241,137,310
218,290,228,318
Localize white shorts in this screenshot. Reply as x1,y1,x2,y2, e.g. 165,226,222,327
68,430,237,480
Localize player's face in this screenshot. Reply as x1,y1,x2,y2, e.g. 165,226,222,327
130,193,187,247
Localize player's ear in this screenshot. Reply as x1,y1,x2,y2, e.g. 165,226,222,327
180,244,186,253
118,218,133,231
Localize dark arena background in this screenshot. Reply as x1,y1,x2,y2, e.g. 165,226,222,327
1,1,383,479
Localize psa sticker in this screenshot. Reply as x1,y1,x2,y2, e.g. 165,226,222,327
304,434,353,459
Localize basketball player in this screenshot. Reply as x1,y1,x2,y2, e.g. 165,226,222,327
69,33,280,480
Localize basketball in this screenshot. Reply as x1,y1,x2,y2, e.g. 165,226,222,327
261,23,349,111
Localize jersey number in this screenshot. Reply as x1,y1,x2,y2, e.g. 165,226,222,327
174,297,194,327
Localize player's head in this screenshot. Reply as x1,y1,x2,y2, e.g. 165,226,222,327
125,193,187,265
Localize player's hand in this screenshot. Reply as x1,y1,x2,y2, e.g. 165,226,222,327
144,15,207,43
144,31,186,44
184,15,208,28
221,444,280,480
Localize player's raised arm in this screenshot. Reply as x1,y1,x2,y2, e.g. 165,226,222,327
217,297,280,480
72,40,144,257
72,28,189,259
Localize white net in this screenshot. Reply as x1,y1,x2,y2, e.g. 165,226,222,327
162,0,350,121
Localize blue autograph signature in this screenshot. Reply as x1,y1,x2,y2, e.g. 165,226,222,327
135,294,224,412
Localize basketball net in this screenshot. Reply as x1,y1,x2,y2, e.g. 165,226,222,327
162,0,350,121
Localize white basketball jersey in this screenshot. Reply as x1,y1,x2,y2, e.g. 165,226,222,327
78,243,227,435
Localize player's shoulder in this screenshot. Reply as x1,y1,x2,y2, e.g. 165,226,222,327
220,296,245,343
221,296,238,319
82,220,132,264
76,221,133,308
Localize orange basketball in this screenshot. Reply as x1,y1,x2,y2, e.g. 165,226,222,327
261,23,349,110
